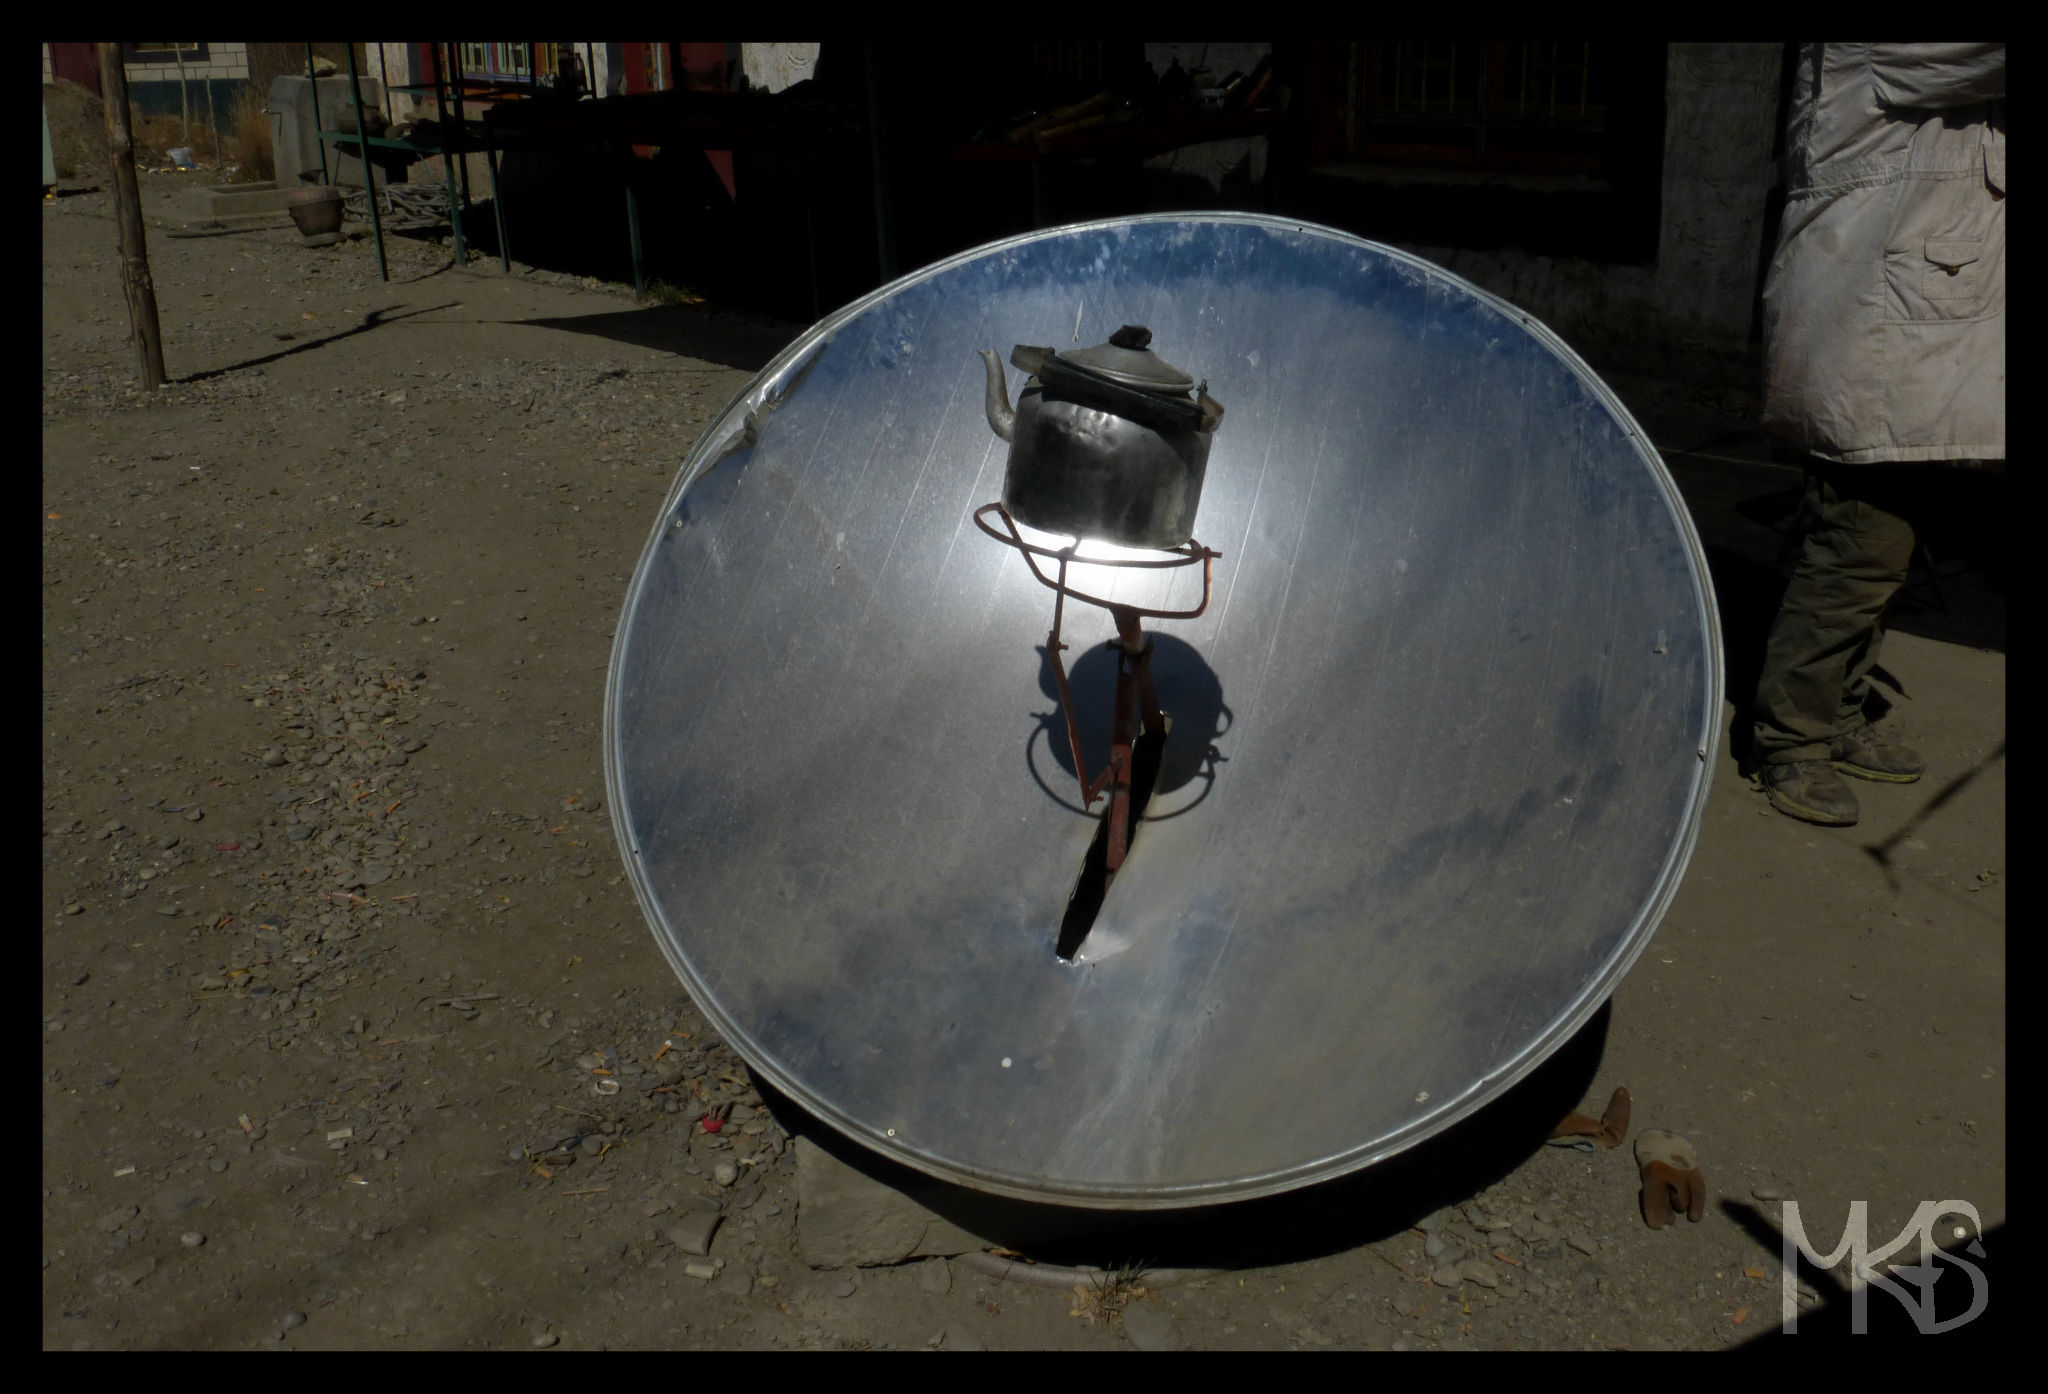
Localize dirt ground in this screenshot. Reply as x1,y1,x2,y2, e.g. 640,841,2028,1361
42,174,2005,1350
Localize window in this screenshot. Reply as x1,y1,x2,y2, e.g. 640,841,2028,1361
454,43,560,85
124,42,209,64
1299,41,1667,264
1345,42,1613,174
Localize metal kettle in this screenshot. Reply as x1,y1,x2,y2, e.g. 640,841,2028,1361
980,325,1224,550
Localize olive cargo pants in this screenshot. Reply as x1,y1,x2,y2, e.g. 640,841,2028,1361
1751,466,1918,767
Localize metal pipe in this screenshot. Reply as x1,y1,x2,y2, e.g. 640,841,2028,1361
345,46,388,283
306,43,329,184
449,41,473,211
485,122,510,272
626,161,645,299
438,42,467,263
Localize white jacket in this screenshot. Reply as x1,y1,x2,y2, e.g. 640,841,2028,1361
1762,44,2005,464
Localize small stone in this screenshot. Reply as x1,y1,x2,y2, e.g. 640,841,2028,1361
1751,1184,1787,1203
713,1161,738,1187
1121,1301,1182,1351
829,1275,857,1298
713,1269,754,1296
1431,1266,1462,1288
1424,1234,1446,1259
185,808,204,822
1567,1234,1598,1256
371,1146,389,1162
919,1259,952,1295
1456,1258,1499,1288
532,1332,558,1348
684,1260,719,1281
209,1158,229,1173
280,1309,307,1332
181,1232,206,1248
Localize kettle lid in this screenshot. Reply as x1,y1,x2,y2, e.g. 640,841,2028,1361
1057,325,1195,395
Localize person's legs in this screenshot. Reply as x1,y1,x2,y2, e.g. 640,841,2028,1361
1751,465,1916,823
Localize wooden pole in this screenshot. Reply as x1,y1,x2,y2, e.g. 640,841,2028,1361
98,43,167,389
174,45,192,150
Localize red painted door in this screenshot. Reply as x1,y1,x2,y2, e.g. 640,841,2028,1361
49,42,102,95
621,42,735,200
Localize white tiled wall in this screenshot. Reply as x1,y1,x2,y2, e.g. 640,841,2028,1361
122,42,250,82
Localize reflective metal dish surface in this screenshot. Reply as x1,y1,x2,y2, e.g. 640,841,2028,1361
606,214,1720,1208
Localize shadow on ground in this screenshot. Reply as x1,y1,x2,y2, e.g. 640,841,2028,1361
765,1002,1611,1272
516,304,797,376
179,302,460,384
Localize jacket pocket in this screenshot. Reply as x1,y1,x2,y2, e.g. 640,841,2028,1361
1922,238,1982,300
1885,215,2002,321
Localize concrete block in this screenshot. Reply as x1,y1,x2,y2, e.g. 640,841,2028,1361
795,1136,987,1269
180,182,298,219
665,1199,722,1256
269,75,391,188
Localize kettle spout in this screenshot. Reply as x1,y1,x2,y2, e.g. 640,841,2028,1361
978,349,1015,443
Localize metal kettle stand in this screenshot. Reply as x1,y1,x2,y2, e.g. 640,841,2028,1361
973,502,1220,882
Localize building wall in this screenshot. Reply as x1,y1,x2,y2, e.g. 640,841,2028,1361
1399,43,1783,384
121,42,250,84
741,43,819,94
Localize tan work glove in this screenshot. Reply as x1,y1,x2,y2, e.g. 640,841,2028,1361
1635,1129,1707,1228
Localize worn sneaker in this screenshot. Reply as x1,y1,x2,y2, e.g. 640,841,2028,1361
1831,725,1924,783
1760,760,1859,826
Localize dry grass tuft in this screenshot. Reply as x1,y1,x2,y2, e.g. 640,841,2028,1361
227,89,273,182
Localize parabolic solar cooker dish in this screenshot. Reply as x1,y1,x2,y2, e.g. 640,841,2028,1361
605,214,1721,1208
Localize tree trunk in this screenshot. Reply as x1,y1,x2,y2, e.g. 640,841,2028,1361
98,43,166,389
